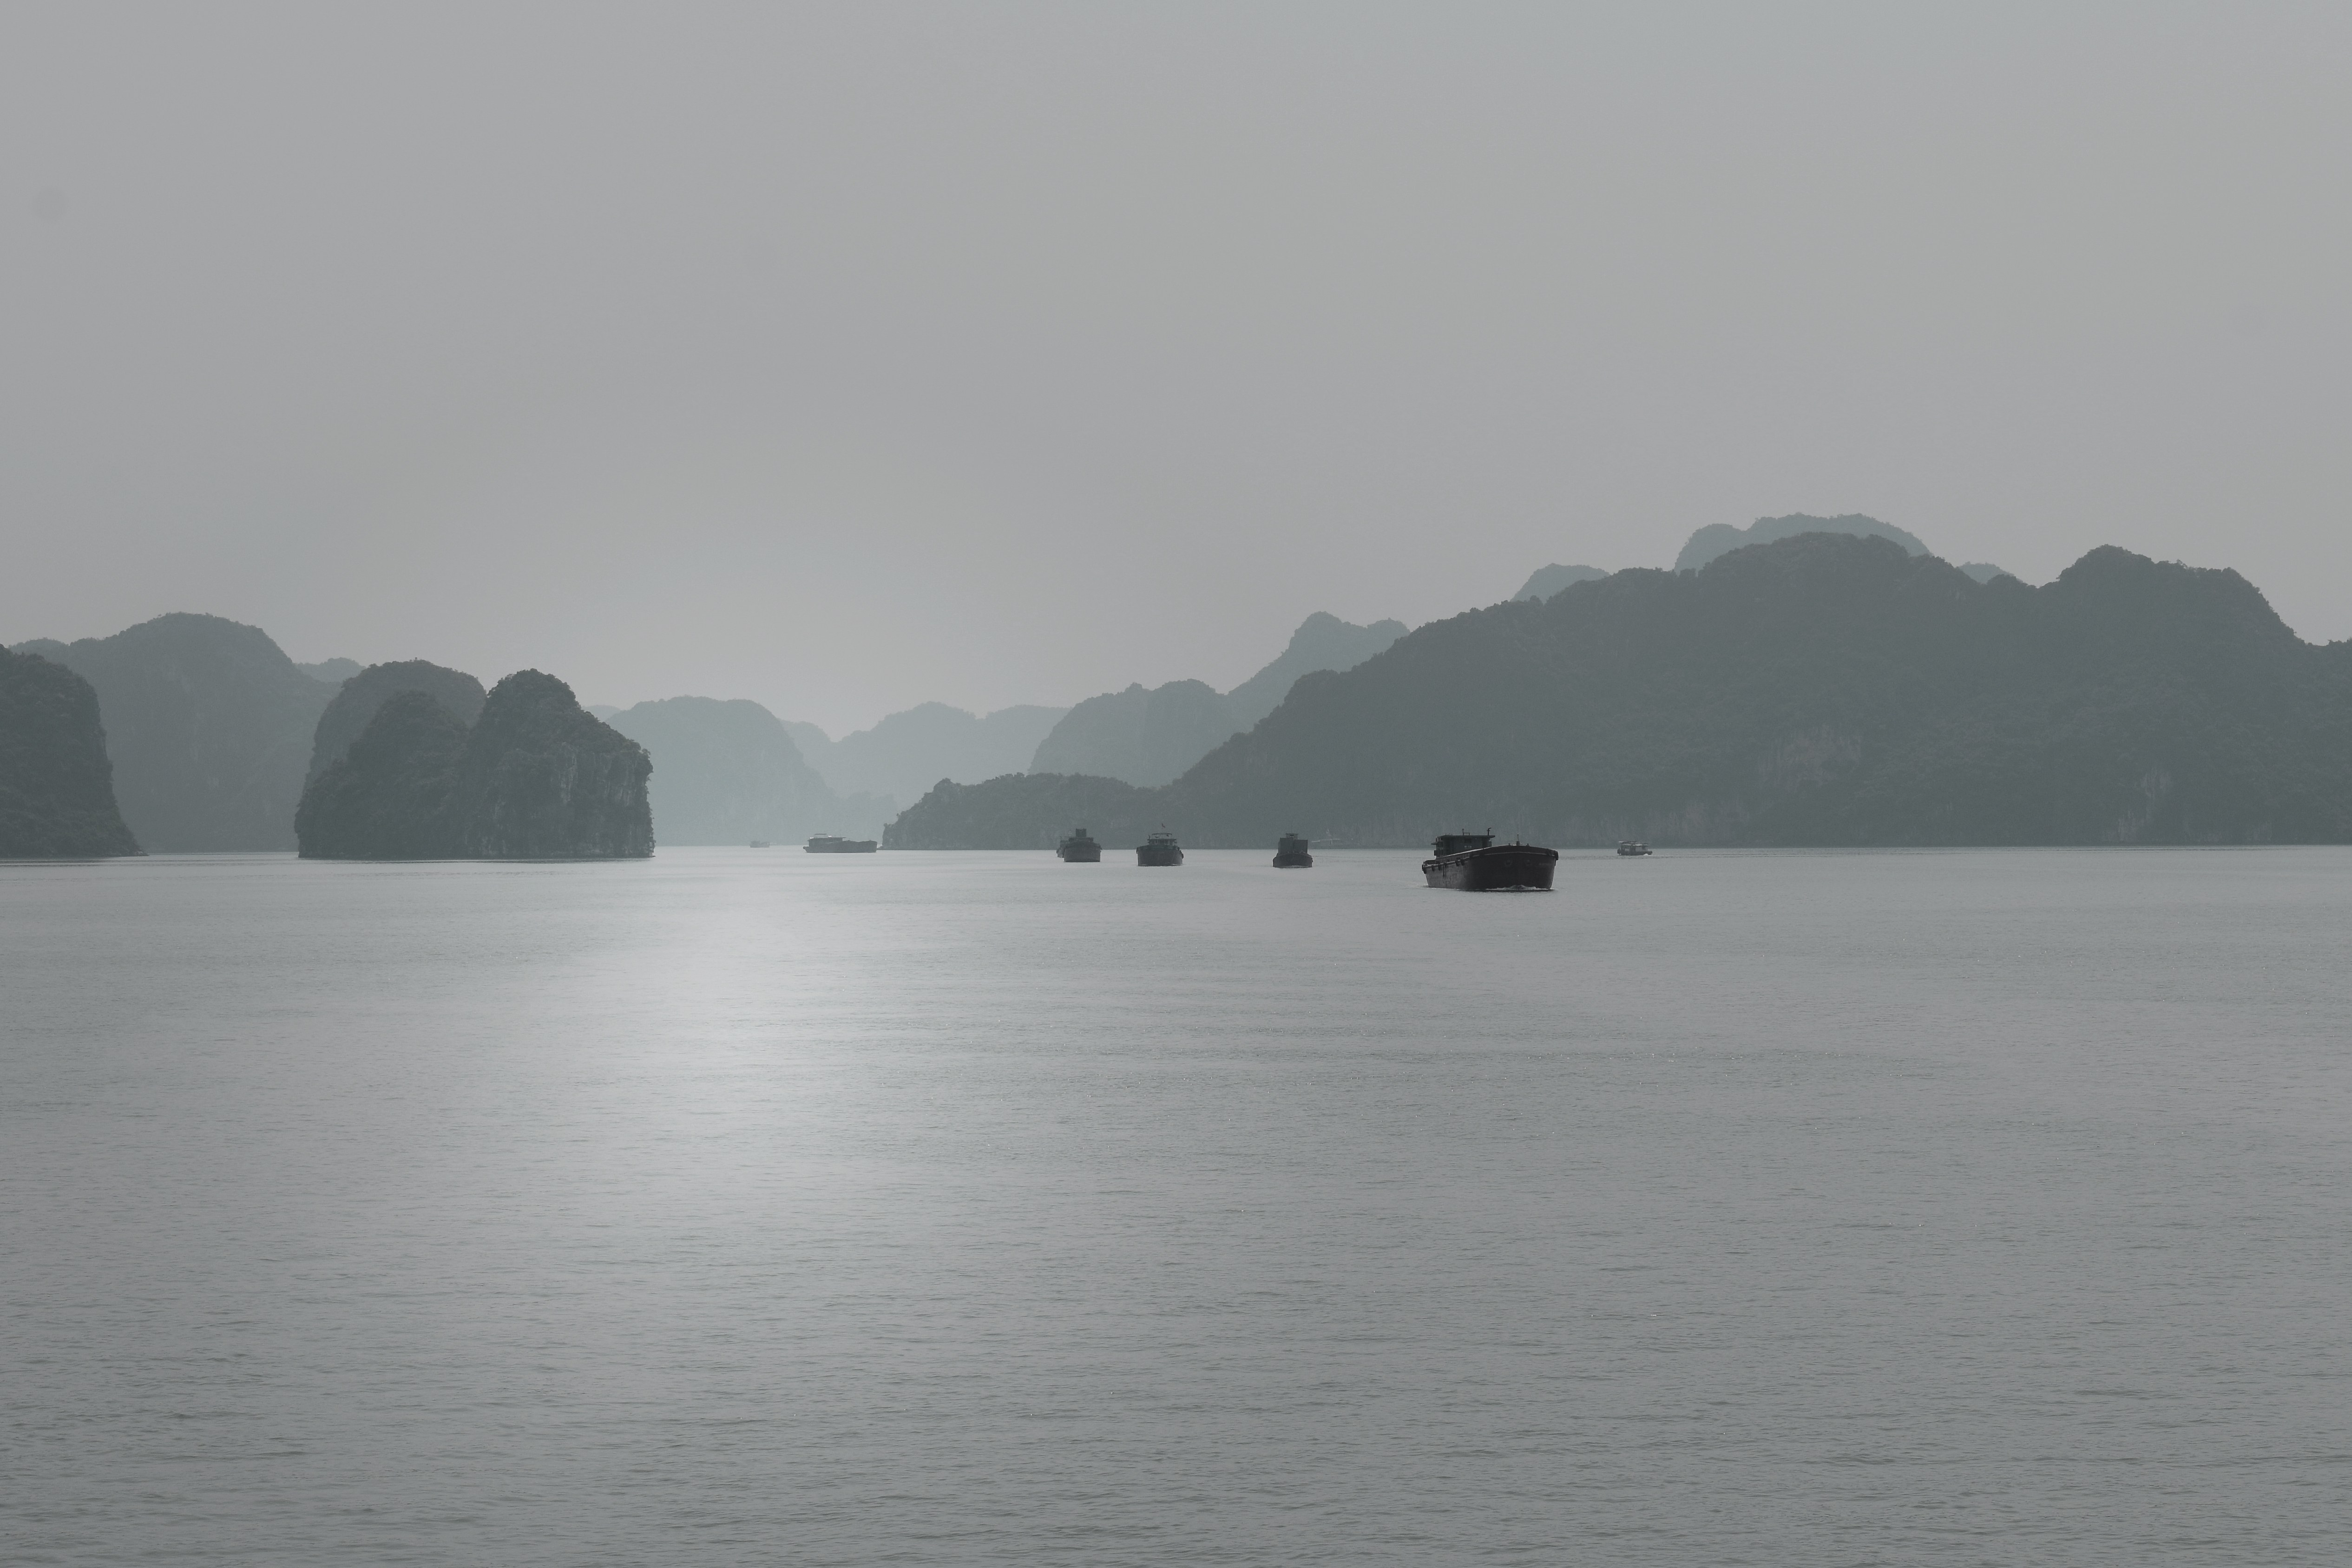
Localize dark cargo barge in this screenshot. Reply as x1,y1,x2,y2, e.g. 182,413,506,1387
806,834,878,853
1422,831,1557,891
1272,833,1314,868
1058,827,1102,862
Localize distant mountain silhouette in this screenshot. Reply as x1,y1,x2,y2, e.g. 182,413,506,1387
0,646,141,857
296,657,361,684
1173,533,2352,846
299,671,650,858
13,614,334,851
307,661,486,786
1957,562,2016,584
1030,679,1241,788
896,534,2352,848
786,702,1068,809
1512,564,1608,602
883,773,1160,851
1224,613,1409,728
1675,513,1929,573
1026,613,1408,787
605,696,889,843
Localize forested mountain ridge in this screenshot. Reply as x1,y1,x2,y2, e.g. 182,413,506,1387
895,535,2352,849
1512,564,1608,602
1166,534,2352,846
1222,612,1410,728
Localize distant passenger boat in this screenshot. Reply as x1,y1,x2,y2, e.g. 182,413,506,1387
805,834,877,853
1616,840,1651,856
1422,831,1557,891
1136,828,1184,866
1272,833,1313,868
1058,827,1102,862
749,840,771,848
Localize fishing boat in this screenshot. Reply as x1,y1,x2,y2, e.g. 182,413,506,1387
805,834,877,853
1616,840,1651,856
1136,828,1184,866
1058,827,1103,862
1422,831,1557,891
1272,833,1314,868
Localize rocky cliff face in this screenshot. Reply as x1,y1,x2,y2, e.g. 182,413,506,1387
450,672,652,857
307,660,486,785
293,691,470,859
0,647,142,857
297,670,651,859
13,614,335,851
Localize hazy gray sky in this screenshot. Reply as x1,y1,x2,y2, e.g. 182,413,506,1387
7,3,2347,731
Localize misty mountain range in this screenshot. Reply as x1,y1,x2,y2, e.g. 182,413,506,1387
891,531,2352,850
2,602,1415,852
608,697,887,846
20,512,2332,858
1515,514,2015,603
782,703,1067,816
1029,614,1409,788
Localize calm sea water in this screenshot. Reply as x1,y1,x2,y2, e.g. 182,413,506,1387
5,847,2350,1566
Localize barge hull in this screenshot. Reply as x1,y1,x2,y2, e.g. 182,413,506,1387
1422,845,1558,890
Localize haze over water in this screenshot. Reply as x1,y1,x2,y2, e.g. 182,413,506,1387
7,848,2350,1565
